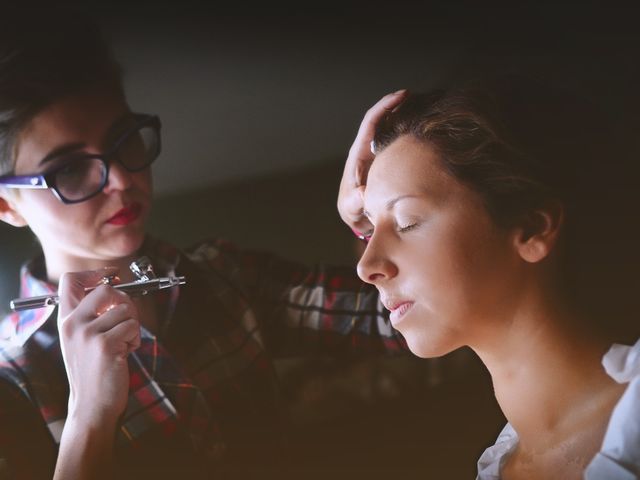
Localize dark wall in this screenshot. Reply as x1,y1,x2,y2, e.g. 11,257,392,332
81,2,640,195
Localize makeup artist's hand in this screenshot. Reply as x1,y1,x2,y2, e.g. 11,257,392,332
337,89,407,240
57,268,140,426
54,270,139,480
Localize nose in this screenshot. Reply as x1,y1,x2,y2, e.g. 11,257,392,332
356,233,398,285
102,160,133,193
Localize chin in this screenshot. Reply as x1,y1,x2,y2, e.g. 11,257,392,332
403,331,461,359
107,228,146,258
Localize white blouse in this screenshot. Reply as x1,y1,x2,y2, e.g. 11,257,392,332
476,338,640,480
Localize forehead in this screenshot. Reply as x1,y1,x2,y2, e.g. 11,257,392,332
365,135,460,209
14,85,128,171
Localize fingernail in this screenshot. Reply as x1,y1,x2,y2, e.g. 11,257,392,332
351,228,370,243
394,89,407,95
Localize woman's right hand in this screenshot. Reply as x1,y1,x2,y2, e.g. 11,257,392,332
57,269,141,427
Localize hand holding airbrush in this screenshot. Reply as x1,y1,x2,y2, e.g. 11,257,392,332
9,256,186,312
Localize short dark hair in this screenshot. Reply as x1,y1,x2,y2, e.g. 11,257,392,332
374,74,640,342
0,7,124,175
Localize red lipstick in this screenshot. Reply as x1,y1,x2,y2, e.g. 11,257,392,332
106,203,142,226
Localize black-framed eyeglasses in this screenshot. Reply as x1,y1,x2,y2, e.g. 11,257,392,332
0,113,161,204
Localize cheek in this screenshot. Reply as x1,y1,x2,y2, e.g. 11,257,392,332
18,192,93,236
134,169,153,194
408,219,507,312
447,224,517,314
17,192,63,223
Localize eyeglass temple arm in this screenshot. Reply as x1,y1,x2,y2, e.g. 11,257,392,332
0,175,48,189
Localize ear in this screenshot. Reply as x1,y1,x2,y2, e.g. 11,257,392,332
0,192,27,227
512,202,564,264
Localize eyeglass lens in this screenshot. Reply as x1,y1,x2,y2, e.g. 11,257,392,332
116,123,160,172
56,157,107,201
55,123,159,202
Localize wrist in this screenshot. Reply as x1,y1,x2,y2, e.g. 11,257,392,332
66,401,120,433
57,414,116,480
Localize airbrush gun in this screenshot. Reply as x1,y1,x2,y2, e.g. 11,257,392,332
9,256,186,312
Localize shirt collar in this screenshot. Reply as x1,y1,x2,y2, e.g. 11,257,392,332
602,337,640,384
3,255,58,346
3,235,182,347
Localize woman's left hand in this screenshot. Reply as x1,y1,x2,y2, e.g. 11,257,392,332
337,89,407,239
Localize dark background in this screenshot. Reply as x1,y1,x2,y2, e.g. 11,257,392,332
1,2,639,478
3,1,639,308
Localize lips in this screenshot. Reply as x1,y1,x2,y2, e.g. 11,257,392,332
382,297,415,325
106,202,142,226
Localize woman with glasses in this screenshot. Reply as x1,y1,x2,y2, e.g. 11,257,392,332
338,76,640,479
0,10,407,480
0,114,161,205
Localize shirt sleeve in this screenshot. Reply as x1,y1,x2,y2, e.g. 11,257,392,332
192,238,408,358
0,379,56,480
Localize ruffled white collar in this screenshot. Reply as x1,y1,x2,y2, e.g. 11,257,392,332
476,338,640,480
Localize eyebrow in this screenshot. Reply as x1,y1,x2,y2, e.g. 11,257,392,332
386,194,421,210
363,194,423,219
37,112,136,166
39,143,86,166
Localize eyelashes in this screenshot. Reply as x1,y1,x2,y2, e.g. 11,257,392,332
358,222,418,243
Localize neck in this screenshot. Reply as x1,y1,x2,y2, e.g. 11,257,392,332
41,246,161,334
472,295,616,450
43,251,141,285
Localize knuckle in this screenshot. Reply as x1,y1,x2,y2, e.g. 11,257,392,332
112,287,129,300
364,107,376,120
59,316,75,338
80,325,93,342
125,317,141,331
96,336,111,355
91,284,112,298
119,302,137,321
59,271,73,285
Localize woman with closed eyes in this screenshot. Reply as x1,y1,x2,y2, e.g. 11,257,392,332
338,75,640,479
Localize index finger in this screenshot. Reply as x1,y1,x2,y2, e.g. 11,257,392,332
58,267,119,317
351,89,408,162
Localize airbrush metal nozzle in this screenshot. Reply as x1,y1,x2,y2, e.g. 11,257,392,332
9,257,187,312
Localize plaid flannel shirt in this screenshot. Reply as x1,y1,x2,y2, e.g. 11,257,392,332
0,236,406,479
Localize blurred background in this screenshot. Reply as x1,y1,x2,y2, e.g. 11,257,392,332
1,1,639,478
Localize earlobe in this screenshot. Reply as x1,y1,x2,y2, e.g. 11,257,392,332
512,203,564,264
0,194,27,227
